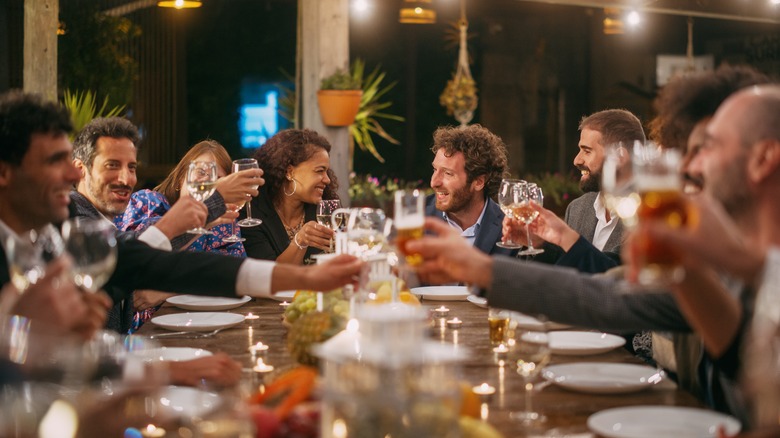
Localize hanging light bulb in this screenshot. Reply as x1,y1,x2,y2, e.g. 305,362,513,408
399,0,436,24
158,0,202,9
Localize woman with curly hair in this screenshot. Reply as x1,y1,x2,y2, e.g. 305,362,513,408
242,129,339,264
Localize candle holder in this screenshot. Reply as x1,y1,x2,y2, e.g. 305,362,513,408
253,358,274,374
245,312,259,320
279,301,291,309
446,317,463,329
432,306,450,319
472,383,496,403
249,342,269,354
141,424,166,438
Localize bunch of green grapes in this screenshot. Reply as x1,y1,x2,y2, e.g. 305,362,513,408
284,290,350,324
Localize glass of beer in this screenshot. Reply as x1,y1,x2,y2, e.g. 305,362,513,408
394,190,425,266
633,143,690,286
488,307,511,346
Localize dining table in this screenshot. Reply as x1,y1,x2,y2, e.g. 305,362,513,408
136,295,706,437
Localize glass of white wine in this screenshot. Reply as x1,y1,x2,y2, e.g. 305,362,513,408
186,160,218,234
496,179,526,249
508,319,550,427
61,218,118,293
6,226,64,292
317,199,341,252
222,202,246,243
233,158,263,227
516,184,545,256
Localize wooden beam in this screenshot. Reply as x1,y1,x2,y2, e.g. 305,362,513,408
23,0,58,101
299,0,351,204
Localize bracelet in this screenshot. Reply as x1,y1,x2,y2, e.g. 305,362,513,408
293,232,308,250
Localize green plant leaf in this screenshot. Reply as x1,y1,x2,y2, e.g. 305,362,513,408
61,89,125,140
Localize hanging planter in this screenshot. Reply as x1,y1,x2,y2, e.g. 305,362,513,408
440,2,478,126
317,68,363,127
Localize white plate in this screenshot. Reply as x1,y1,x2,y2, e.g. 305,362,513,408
466,295,488,308
588,405,741,438
150,312,245,332
136,347,213,362
268,290,297,301
543,363,663,394
549,331,626,355
512,313,571,331
166,295,251,311
158,386,222,418
410,286,470,301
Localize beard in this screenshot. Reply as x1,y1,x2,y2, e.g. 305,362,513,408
87,182,128,217
707,155,753,221
578,168,602,193
435,183,474,214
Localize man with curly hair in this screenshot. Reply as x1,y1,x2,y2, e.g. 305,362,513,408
425,124,513,255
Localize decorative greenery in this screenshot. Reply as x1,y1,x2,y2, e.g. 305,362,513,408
440,73,478,118
320,68,362,90
61,89,126,139
524,172,581,215
349,59,404,164
349,173,428,211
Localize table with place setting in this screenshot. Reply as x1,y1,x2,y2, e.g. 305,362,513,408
135,286,741,438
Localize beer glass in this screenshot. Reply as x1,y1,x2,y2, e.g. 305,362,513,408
393,190,424,266
633,144,689,286
496,179,525,249
488,307,511,346
186,161,218,234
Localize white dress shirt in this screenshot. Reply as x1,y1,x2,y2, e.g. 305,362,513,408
592,193,618,251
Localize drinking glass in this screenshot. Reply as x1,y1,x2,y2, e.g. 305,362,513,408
633,143,689,286
602,141,641,229
393,190,424,266
488,307,511,346
222,203,246,243
496,179,525,249
317,199,342,252
233,158,263,227
508,320,550,426
5,226,64,293
186,161,219,234
517,184,545,256
61,218,118,293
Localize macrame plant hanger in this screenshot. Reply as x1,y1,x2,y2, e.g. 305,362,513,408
440,0,477,126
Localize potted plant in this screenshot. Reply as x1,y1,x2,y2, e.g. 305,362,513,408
317,68,363,127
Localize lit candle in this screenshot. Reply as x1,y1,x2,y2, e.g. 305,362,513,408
141,424,166,438
253,358,274,373
446,317,463,329
471,383,496,403
245,312,259,320
279,301,291,309
493,343,508,366
492,344,508,354
249,342,269,353
433,306,450,318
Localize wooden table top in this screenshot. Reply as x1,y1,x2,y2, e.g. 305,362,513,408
137,296,703,437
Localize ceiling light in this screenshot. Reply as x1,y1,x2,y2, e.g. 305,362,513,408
158,0,202,9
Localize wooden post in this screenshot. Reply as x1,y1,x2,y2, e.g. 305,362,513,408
23,0,58,101
299,0,351,204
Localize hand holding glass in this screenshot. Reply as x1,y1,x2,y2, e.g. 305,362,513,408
222,203,246,243
62,218,118,293
186,161,218,235
496,179,526,249
233,158,263,227
517,184,545,256
317,199,341,252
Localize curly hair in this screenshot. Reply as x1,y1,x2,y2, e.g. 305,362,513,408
579,109,646,146
649,64,771,150
252,129,339,203
72,117,140,169
431,124,509,199
0,90,72,166
155,139,233,204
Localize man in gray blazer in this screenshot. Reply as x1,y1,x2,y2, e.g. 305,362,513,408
515,109,645,273
425,124,514,256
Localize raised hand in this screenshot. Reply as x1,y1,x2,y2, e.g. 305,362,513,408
168,352,242,387
293,221,334,251
525,203,580,252
155,195,208,239
215,168,265,204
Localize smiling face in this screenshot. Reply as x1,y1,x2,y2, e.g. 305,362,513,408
75,136,138,217
430,149,484,214
573,128,606,193
288,148,331,204
0,133,81,232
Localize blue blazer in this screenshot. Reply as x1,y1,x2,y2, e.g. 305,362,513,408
424,194,516,257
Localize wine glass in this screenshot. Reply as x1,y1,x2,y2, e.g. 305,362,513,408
508,319,550,427
222,203,246,243
61,218,118,293
6,226,64,292
344,208,392,259
186,161,219,234
233,158,263,227
602,141,641,229
517,184,545,256
496,179,525,249
317,199,341,252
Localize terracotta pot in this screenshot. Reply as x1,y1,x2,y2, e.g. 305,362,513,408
316,90,362,127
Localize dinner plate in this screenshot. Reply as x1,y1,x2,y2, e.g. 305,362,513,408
150,312,245,332
166,295,251,311
542,362,663,394
548,331,625,355
587,405,741,437
268,290,297,302
466,295,488,308
138,347,213,362
410,286,470,301
158,386,222,418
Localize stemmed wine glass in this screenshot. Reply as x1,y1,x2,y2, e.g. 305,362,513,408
496,179,525,249
317,199,341,252
186,161,219,234
222,203,246,243
517,184,545,256
61,218,118,293
233,158,263,227
6,226,64,292
508,319,550,427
